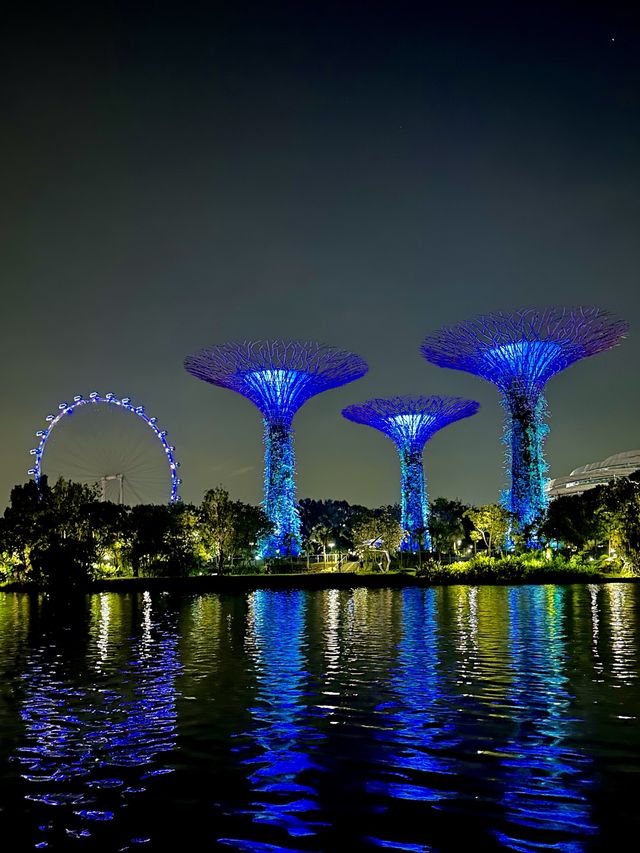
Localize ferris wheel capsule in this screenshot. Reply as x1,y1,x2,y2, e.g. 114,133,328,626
89,392,99,398
73,395,83,402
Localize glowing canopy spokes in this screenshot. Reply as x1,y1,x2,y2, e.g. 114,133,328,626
342,395,479,551
420,307,627,534
420,307,628,395
184,340,368,424
185,340,368,557
342,396,479,453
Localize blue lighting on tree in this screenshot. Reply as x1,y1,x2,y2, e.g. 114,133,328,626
185,341,368,558
421,307,628,537
342,396,479,552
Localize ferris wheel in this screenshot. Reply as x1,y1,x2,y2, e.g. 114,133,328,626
28,392,181,505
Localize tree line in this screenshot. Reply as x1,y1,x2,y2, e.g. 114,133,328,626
1,471,639,587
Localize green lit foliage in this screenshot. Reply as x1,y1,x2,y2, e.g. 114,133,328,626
417,552,605,583
200,487,235,570
539,472,640,573
353,508,405,569
540,489,607,553
200,486,272,572
1,477,101,588
597,475,640,573
464,504,511,556
298,498,369,560
83,501,130,576
428,497,473,558
125,503,203,577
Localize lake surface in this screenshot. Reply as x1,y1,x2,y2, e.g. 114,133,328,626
0,584,638,851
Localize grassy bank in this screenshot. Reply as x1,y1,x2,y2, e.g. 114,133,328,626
0,567,640,594
1,553,635,594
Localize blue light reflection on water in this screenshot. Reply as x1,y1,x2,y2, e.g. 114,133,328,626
368,588,459,802
495,586,595,851
1,586,640,850
12,593,181,850
220,590,325,851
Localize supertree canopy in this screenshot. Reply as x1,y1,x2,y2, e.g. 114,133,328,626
420,307,628,534
185,340,368,557
342,396,479,551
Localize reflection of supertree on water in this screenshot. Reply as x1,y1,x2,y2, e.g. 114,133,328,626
220,590,325,847
421,308,627,536
497,586,596,849
370,589,460,805
342,396,478,550
185,341,368,557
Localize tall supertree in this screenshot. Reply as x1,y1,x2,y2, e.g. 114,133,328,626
342,396,479,551
185,341,368,557
420,308,628,535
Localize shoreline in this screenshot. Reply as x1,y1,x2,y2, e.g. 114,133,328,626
1,571,638,594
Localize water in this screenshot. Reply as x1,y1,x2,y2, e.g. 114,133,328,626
0,584,638,851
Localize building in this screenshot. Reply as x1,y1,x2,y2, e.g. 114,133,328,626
546,450,640,499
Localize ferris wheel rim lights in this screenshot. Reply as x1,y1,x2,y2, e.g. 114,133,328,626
28,392,181,504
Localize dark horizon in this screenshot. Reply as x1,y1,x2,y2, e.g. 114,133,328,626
2,1,639,510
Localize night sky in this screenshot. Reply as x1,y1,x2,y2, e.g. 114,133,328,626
2,1,639,510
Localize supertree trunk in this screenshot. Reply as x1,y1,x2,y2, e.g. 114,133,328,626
399,448,431,552
260,420,302,557
503,390,549,534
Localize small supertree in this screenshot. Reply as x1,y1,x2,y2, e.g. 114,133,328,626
342,396,479,551
185,341,368,557
420,308,628,536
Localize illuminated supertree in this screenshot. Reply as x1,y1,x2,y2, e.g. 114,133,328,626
342,395,479,551
420,308,628,535
185,341,368,557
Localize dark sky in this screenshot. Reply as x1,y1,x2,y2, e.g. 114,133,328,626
2,0,639,510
